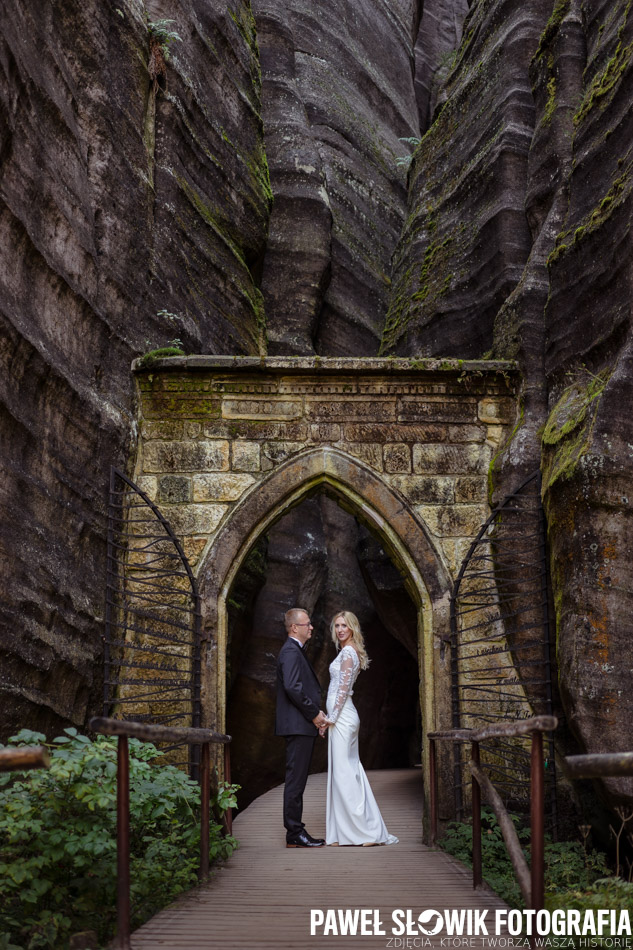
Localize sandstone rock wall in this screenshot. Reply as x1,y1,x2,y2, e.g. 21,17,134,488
0,0,271,736
253,0,421,354
387,0,633,788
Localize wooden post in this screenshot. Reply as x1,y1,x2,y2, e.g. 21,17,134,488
199,742,210,880
530,731,545,912
223,744,233,836
471,741,482,889
429,737,438,846
116,736,131,950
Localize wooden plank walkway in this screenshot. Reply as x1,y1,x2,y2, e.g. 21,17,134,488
131,769,508,948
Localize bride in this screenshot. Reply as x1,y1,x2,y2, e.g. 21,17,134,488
321,611,398,846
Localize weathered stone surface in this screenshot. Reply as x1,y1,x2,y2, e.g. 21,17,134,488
231,441,261,472
384,0,550,359
253,0,421,355
412,443,489,475
454,476,488,504
158,475,192,505
414,0,470,132
306,399,397,423
143,440,230,473
381,0,633,809
415,503,486,538
478,397,517,425
223,398,303,421
192,473,255,502
383,443,412,474
398,397,477,424
160,503,227,536
0,0,271,736
136,476,159,502
389,475,455,506
310,424,342,443
257,443,295,470
344,443,384,472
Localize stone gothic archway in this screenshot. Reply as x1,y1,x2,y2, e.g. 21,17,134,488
198,446,451,712
130,355,519,819
195,446,452,822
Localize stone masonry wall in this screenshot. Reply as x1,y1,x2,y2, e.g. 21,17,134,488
132,356,518,584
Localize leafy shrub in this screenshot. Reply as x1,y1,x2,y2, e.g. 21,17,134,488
0,728,238,949
544,878,633,946
440,808,609,908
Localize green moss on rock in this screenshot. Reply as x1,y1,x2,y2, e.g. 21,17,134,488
574,0,633,126
541,369,611,492
533,0,571,64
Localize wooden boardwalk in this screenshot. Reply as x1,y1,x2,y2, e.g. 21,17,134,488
131,769,508,949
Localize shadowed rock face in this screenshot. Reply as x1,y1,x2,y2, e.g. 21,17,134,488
386,0,633,799
384,0,547,359
253,0,421,355
0,0,271,735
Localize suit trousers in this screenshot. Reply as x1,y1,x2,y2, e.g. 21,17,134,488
283,734,315,838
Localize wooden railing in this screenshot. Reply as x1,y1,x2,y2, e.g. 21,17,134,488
89,717,232,950
428,715,557,911
0,746,50,772
565,752,633,779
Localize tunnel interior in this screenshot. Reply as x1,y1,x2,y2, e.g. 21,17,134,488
225,491,420,812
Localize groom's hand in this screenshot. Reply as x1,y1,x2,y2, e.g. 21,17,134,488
312,710,327,728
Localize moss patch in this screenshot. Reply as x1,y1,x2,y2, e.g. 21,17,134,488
547,162,633,266
574,0,633,127
541,369,611,492
533,0,571,64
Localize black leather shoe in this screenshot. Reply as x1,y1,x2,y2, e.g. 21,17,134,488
286,831,325,848
304,831,326,845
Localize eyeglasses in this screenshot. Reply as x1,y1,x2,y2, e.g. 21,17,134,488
294,621,312,626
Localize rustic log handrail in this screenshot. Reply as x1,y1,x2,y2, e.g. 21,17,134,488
565,752,633,779
469,760,531,904
89,716,231,745
89,717,232,950
428,715,557,745
0,746,50,772
427,715,557,913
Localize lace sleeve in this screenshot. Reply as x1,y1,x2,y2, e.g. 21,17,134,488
327,648,359,724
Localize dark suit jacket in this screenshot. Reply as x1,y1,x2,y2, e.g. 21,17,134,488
275,637,322,737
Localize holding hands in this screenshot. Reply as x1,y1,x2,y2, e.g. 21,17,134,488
312,710,332,737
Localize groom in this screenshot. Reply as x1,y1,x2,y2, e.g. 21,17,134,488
275,607,327,848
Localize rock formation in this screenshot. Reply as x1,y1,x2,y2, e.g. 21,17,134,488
2,0,633,814
0,0,271,735
253,0,421,354
386,0,633,799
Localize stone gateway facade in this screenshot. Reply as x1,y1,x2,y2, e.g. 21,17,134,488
129,355,518,817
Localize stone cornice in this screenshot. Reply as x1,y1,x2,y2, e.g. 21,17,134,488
132,354,518,378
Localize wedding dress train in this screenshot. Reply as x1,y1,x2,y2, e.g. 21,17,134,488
325,644,398,846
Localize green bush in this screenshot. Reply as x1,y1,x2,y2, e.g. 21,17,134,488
0,728,238,949
440,808,609,908
545,877,633,944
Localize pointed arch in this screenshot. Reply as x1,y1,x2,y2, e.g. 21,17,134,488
196,447,453,797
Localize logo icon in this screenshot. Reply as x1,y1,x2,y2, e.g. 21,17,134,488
418,910,443,936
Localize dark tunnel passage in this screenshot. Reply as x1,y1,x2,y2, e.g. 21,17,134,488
225,492,420,812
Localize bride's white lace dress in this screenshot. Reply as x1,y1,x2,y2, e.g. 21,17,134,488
325,644,398,846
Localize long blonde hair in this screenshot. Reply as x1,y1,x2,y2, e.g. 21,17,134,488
330,611,370,670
